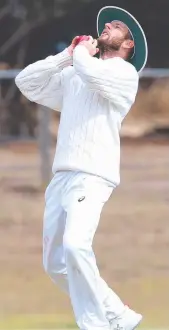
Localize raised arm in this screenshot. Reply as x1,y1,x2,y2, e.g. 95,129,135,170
73,44,139,116
15,49,72,110
15,37,80,110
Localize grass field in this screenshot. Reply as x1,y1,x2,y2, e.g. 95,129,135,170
0,139,169,329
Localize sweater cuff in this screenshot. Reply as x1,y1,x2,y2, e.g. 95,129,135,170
54,48,73,69
73,45,89,57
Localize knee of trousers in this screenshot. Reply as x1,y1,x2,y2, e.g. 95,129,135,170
63,234,87,265
43,252,53,275
43,255,68,292
43,252,65,278
43,254,52,275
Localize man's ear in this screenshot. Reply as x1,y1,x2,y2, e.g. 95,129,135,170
122,39,135,50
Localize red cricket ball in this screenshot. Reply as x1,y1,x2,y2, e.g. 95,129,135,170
75,35,90,45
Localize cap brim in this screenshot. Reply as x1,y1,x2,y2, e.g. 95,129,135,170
97,6,148,73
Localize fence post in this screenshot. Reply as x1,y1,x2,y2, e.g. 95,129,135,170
37,105,52,187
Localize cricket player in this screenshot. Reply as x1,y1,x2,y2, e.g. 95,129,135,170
15,6,148,330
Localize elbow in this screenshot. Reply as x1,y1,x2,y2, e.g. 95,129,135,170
15,72,22,90
15,74,19,87
15,66,29,91
15,73,34,102
15,71,31,100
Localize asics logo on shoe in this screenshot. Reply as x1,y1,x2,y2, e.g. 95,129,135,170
114,325,123,330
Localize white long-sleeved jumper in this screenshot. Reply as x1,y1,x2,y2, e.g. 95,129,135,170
15,46,139,185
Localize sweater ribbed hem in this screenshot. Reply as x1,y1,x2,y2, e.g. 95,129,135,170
52,162,119,187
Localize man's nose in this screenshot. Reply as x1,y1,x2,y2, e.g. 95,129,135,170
105,23,112,30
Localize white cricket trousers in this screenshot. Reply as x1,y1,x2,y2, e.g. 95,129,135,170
43,171,125,330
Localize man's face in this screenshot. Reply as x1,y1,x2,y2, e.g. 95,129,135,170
98,20,133,51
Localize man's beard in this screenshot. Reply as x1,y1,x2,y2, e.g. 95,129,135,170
97,38,121,54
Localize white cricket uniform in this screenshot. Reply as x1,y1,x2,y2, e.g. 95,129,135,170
15,46,139,330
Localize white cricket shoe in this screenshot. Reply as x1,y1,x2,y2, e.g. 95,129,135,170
110,306,142,330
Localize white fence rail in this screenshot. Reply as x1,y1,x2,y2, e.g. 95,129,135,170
1,68,169,80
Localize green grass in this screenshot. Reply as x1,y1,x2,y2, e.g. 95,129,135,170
0,314,168,330
0,315,76,330
1,272,169,329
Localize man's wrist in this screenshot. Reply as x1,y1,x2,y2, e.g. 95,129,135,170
67,45,73,57
74,44,90,54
